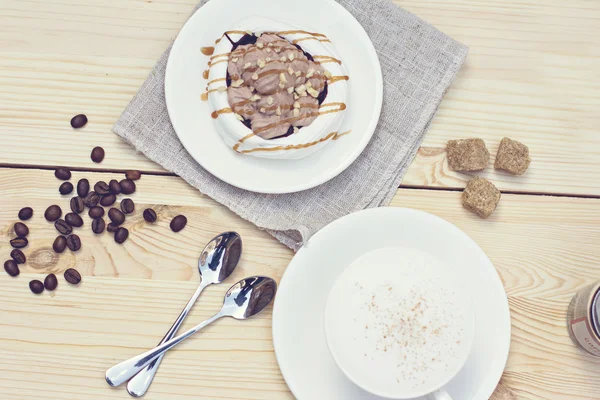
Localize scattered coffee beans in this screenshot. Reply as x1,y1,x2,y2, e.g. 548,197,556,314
66,234,81,251
70,196,85,214
13,222,29,237
125,170,142,181
143,208,157,223
108,208,125,225
170,215,187,233
94,181,110,195
100,193,116,207
55,219,73,235
18,207,33,221
10,237,28,249
83,191,100,208
92,217,106,234
59,181,74,195
119,179,136,195
109,179,122,195
44,274,58,291
121,199,135,214
91,146,105,163
107,222,119,233
114,227,129,244
70,114,88,129
88,206,104,218
55,168,71,180
10,249,26,264
65,213,84,228
64,268,81,284
29,280,44,294
77,178,90,197
4,260,19,277
44,205,62,221
53,236,67,253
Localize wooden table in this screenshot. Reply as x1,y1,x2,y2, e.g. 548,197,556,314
1,1,599,399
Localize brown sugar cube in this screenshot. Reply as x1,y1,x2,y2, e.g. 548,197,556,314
462,177,501,219
446,138,490,171
494,137,531,175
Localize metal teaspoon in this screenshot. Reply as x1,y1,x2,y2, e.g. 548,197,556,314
106,276,277,387
125,232,242,397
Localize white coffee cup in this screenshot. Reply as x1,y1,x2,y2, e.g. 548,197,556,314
324,247,475,399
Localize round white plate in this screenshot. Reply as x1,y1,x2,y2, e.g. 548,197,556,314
273,208,511,400
165,0,383,194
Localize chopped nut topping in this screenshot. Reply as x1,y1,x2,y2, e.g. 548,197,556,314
257,42,264,48
295,70,302,77
293,101,300,109
280,72,288,84
267,96,274,105
324,70,332,78
293,108,300,117
306,69,315,78
231,57,239,62
288,53,295,61
293,93,300,100
288,66,294,75
257,59,266,68
280,56,287,62
278,82,286,89
266,47,272,53
307,88,320,98
260,107,266,113
275,106,282,116
268,42,274,47
293,126,299,134
266,57,272,62
234,113,244,121
287,87,294,94
274,47,281,53
217,86,227,92
250,94,262,101
252,73,259,80
306,81,313,89
295,84,307,94
296,76,303,84
243,62,252,69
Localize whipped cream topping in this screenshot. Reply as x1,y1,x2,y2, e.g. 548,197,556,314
205,18,349,160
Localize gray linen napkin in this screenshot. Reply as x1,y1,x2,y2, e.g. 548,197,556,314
113,0,468,251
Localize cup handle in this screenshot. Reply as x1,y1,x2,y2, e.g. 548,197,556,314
430,389,452,400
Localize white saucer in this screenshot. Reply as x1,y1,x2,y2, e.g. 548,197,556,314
165,0,382,194
272,208,511,400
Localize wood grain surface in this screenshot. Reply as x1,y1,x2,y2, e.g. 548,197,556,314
0,0,599,195
0,168,599,399
1,0,599,399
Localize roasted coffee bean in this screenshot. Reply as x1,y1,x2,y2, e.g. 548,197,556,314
88,206,104,218
66,234,81,251
125,170,141,181
92,217,106,234
143,208,157,223
107,222,119,233
170,215,187,233
55,219,73,235
44,205,62,221
114,227,129,244
54,168,71,180
70,196,85,214
13,222,29,237
94,181,110,195
70,114,88,129
53,236,67,253
77,178,90,197
65,213,84,228
109,179,122,195
29,280,44,294
83,191,100,208
91,146,105,163
10,237,28,249
10,249,26,264
18,207,33,221
108,208,125,225
44,274,58,291
64,268,81,284
119,179,136,195
120,199,135,214
4,260,19,277
59,182,73,195
100,194,116,207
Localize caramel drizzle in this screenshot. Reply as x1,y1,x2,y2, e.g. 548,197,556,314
210,52,232,61
202,70,209,79
201,46,215,56
208,59,228,67
236,130,351,153
314,55,342,65
207,77,226,86
277,30,328,38
292,37,331,44
207,86,227,94
328,75,349,84
211,108,233,119
201,92,208,101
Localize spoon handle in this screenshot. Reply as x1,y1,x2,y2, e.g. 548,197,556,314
106,312,223,387
126,282,209,397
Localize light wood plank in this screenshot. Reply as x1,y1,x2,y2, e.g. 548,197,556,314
0,169,599,399
0,0,599,195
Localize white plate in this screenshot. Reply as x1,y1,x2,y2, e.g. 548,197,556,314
272,208,511,400
165,0,383,193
